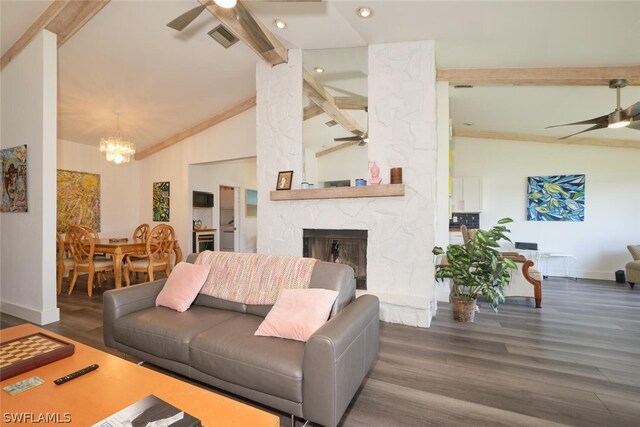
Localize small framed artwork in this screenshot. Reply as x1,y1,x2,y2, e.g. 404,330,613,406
153,181,170,222
1,145,28,212
245,189,257,217
276,171,293,190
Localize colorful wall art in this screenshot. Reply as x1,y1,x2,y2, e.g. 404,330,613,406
1,145,28,212
153,181,170,222
527,174,585,222
245,189,257,217
57,170,101,231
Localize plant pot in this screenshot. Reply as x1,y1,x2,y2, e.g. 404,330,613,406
451,297,477,322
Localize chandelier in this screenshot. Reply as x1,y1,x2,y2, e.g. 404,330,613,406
99,112,136,164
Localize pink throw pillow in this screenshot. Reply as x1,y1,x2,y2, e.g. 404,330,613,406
255,288,339,342
155,262,210,312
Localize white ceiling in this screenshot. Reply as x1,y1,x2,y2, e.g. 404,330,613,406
1,0,639,153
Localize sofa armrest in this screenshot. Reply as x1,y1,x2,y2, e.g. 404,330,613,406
522,260,542,308
103,279,166,348
302,294,379,427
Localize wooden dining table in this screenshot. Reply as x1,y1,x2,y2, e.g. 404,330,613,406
73,239,183,290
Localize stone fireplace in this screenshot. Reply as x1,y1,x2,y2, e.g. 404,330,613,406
303,229,368,290
256,42,438,327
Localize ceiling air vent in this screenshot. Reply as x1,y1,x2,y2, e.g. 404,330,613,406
325,120,338,127
208,25,239,49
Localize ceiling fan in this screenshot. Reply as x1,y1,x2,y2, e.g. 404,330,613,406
334,107,368,146
546,79,640,139
167,0,320,32
334,131,368,146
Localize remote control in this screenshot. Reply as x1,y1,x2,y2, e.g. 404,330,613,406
54,364,99,385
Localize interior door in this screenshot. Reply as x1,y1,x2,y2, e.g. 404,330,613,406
219,185,236,252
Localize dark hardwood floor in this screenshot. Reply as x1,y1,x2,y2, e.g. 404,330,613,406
2,275,639,426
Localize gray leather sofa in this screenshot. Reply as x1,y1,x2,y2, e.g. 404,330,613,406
103,254,379,427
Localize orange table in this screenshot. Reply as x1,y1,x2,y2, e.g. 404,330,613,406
0,324,279,427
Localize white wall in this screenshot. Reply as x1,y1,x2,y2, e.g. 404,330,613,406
0,31,59,324
316,144,369,185
257,44,438,327
189,157,257,253
137,109,257,257
55,110,255,266
453,137,640,280
57,139,141,238
435,82,452,304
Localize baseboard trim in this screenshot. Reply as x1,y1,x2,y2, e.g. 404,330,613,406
0,300,60,325
546,270,617,281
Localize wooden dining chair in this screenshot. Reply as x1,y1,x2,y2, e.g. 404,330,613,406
124,224,175,286
78,224,109,259
56,232,74,295
67,225,114,297
133,223,150,242
130,223,150,280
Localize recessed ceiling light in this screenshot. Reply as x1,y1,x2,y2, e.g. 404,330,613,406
356,7,373,19
464,122,474,126
272,18,287,30
314,67,325,73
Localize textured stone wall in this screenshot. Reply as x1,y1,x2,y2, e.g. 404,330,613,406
257,42,437,327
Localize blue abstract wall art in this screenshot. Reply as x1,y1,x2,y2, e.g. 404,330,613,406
527,174,585,222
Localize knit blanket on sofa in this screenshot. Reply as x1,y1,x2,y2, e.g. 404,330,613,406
195,251,319,305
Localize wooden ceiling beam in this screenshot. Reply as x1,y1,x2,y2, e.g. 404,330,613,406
47,0,110,46
316,141,359,158
200,0,287,66
303,105,323,121
452,128,640,149
1,0,110,70
437,66,640,86
304,97,367,121
335,96,368,110
135,96,256,160
303,69,367,136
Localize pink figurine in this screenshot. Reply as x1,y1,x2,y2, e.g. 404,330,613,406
370,161,382,185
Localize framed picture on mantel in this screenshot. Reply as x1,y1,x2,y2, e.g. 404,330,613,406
276,171,293,190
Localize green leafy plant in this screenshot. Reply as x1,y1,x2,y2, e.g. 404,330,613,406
433,218,517,311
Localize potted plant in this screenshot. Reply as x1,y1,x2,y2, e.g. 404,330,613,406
433,218,517,322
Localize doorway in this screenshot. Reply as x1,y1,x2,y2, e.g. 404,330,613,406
219,185,238,252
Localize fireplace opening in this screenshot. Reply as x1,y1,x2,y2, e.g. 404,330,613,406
303,229,367,290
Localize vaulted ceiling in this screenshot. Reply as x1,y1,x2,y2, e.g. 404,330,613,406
1,0,639,155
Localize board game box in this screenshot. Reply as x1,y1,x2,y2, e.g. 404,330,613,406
0,332,75,381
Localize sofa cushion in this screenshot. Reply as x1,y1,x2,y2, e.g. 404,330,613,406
156,262,210,312
190,314,305,403
113,306,240,364
255,288,338,342
309,262,355,318
193,293,247,314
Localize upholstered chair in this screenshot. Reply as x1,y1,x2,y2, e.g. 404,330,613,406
626,245,640,289
502,255,543,308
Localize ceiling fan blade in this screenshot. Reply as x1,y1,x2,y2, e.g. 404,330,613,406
622,102,640,120
558,123,607,139
334,136,362,142
546,114,608,129
628,119,640,130
167,4,209,31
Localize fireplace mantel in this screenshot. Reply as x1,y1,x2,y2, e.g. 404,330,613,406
270,184,405,201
